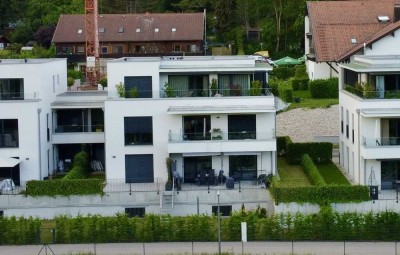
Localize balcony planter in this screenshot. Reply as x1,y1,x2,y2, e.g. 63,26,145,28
210,128,223,140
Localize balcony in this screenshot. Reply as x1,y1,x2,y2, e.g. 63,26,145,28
344,85,400,100
0,92,39,101
161,87,273,98
52,124,104,144
361,136,400,159
168,131,276,154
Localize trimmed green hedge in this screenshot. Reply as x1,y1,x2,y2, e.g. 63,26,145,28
271,182,370,204
278,80,293,103
64,151,90,179
277,136,293,155
268,77,279,96
270,66,295,80
287,142,332,165
25,179,103,196
301,154,326,186
309,78,339,99
290,77,309,91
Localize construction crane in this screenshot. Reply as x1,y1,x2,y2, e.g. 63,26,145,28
85,0,100,85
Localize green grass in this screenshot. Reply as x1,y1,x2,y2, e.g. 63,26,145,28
277,157,312,187
286,90,338,110
318,163,350,185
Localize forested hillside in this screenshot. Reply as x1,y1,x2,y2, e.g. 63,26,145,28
0,0,311,58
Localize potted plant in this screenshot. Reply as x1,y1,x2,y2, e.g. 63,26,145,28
163,82,176,97
249,80,262,96
210,78,218,96
165,157,173,191
99,76,107,90
210,128,223,140
128,87,139,98
115,82,125,98
67,77,75,90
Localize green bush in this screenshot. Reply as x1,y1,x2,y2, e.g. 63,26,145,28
290,77,309,91
294,64,308,78
67,69,84,81
64,151,90,179
309,78,339,98
268,77,280,96
277,136,293,155
270,66,296,80
301,154,326,186
99,76,107,87
25,179,103,196
287,142,332,165
278,80,293,103
249,80,262,96
271,184,370,204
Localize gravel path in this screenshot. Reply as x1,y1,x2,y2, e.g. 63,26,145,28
277,105,339,142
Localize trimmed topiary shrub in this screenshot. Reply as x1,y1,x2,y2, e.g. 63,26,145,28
270,67,296,80
287,142,332,165
301,154,326,186
290,77,309,91
277,136,293,156
309,78,338,98
64,151,90,179
268,77,280,96
278,80,293,103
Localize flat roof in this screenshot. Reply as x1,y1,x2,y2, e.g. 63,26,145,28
361,108,400,117
0,58,66,65
167,105,275,114
340,55,400,72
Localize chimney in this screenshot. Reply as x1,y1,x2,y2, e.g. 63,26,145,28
395,4,400,22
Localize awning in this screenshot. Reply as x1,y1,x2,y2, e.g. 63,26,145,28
0,156,21,168
182,152,222,157
361,108,400,117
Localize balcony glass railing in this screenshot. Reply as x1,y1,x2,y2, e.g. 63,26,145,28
162,87,272,98
0,92,39,101
363,137,400,147
344,85,400,99
0,133,18,148
169,131,275,142
54,124,104,133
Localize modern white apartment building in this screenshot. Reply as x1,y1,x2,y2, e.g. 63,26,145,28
339,55,400,189
105,56,276,184
0,59,67,183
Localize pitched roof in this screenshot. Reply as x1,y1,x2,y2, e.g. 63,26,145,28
52,12,205,43
307,0,400,62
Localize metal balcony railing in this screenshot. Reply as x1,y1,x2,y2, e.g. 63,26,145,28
53,124,104,133
169,131,275,142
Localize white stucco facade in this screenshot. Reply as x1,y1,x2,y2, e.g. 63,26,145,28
0,59,67,183
339,55,400,190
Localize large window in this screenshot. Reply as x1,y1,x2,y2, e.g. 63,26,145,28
0,79,24,100
218,74,250,96
168,75,209,97
183,116,211,141
124,76,152,98
228,115,256,140
0,119,18,148
124,117,153,145
229,155,257,181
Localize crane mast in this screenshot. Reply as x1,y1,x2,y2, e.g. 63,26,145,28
85,0,100,85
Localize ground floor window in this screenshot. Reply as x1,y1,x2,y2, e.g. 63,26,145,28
125,154,154,183
229,155,257,181
381,160,400,190
183,156,212,183
212,205,232,216
125,207,145,218
0,163,20,186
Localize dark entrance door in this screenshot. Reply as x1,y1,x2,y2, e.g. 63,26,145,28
229,155,257,181
0,164,20,185
183,156,212,183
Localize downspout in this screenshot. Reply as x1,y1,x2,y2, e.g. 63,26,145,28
37,108,42,180
356,109,361,184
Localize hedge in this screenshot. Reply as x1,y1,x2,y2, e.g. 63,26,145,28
7,209,400,243
64,151,90,179
287,142,332,165
277,136,293,155
301,154,326,186
270,66,295,80
25,179,104,196
268,77,280,96
271,183,370,204
278,80,293,103
309,78,339,99
290,77,309,91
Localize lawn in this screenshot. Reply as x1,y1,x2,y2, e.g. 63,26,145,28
318,163,350,185
286,90,338,110
277,157,312,187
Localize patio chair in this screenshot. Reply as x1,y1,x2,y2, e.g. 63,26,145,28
208,170,217,186
253,174,267,186
195,169,207,186
217,170,226,184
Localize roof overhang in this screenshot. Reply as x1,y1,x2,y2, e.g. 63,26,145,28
51,101,104,109
167,105,276,115
361,108,400,117
0,157,21,168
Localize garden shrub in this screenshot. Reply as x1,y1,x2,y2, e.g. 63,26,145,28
278,80,293,103
268,77,280,96
270,66,296,80
25,179,103,196
277,136,293,156
309,78,338,98
294,64,308,78
67,69,84,81
64,151,90,179
287,142,332,165
290,77,309,91
249,80,262,96
301,154,326,186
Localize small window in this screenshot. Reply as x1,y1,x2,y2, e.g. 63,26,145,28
77,46,84,53
78,29,83,34
172,28,176,32
212,205,232,216
101,46,108,54
113,46,123,54
136,28,141,32
99,28,105,33
0,211,3,217
125,208,145,218
174,45,181,52
119,27,124,33
351,38,357,44
155,28,159,32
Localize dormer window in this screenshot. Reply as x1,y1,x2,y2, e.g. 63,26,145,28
377,15,390,22
119,27,124,33
78,29,83,34
99,28,105,33
155,28,159,32
351,38,357,44
171,28,176,32
136,28,141,33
